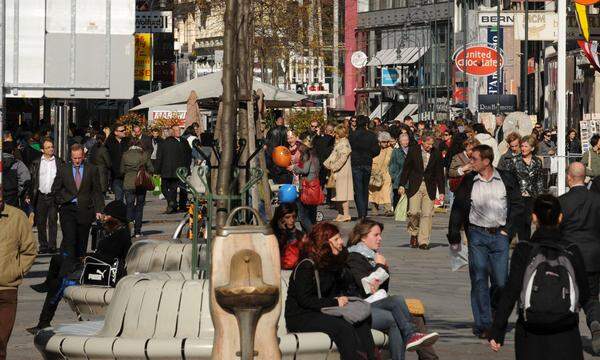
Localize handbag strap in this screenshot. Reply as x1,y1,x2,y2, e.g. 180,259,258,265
294,258,321,299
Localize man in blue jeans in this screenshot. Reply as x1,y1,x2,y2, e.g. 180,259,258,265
348,115,380,219
447,144,523,339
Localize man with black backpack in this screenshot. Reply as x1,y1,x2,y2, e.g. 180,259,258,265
488,195,590,360
2,141,31,209
559,161,600,353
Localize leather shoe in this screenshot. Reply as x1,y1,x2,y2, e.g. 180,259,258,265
419,244,431,250
410,236,418,248
478,329,491,340
30,282,49,293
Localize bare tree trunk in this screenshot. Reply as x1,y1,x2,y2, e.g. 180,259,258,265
211,101,224,193
255,89,272,217
216,0,239,226
238,0,254,205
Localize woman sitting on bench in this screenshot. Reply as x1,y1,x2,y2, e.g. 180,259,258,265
285,222,376,360
346,219,439,360
27,200,132,334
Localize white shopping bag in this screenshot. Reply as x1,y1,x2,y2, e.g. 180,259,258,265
449,245,469,272
550,157,558,174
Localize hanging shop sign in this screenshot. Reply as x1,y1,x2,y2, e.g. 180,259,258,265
382,68,399,87
135,33,152,81
453,44,504,77
514,12,558,41
478,94,517,113
478,13,515,27
487,28,504,95
135,11,173,33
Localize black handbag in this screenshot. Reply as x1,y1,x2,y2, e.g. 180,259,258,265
80,256,119,287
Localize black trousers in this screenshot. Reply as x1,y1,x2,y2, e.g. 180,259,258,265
161,177,188,211
585,272,600,329
36,194,58,250
286,313,376,360
59,204,92,258
517,197,535,241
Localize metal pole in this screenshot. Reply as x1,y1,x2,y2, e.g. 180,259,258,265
496,0,501,115
557,0,566,194
332,0,339,108
462,0,467,113
0,0,4,187
524,0,529,113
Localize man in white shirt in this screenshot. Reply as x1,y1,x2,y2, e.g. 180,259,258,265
30,138,62,253
447,144,523,339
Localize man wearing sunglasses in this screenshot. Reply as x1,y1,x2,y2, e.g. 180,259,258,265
105,125,130,201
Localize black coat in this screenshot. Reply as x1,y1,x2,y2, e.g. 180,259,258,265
51,162,105,224
88,144,112,193
346,252,389,298
22,145,41,168
559,185,600,272
94,225,132,266
104,136,129,179
156,136,192,179
399,145,445,200
348,128,380,167
489,228,589,360
29,157,64,205
285,258,346,321
265,125,288,151
447,169,523,244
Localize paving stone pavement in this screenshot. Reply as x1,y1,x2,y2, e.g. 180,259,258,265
7,197,598,359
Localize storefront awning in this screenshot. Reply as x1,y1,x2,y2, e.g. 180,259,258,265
367,47,429,66
369,102,392,120
394,103,419,121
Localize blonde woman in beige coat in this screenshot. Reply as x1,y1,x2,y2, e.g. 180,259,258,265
369,131,394,216
324,124,354,222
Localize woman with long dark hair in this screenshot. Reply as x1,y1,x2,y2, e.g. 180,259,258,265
270,202,305,269
285,222,376,360
346,219,439,360
489,194,589,360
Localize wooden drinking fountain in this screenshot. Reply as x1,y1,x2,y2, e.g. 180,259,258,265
215,250,279,359
210,207,282,360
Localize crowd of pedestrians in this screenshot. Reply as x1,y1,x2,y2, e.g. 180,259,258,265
3,109,600,360
266,112,600,359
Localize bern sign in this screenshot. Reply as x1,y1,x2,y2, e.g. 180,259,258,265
453,44,504,77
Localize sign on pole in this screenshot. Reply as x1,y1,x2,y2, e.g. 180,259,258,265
135,11,173,33
453,43,504,77
135,34,152,81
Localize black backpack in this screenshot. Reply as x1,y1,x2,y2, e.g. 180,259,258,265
519,242,580,327
1,156,19,207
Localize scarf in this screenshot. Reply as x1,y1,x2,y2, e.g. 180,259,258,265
348,242,377,267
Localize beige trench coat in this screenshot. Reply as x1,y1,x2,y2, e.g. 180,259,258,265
324,138,354,202
369,146,393,205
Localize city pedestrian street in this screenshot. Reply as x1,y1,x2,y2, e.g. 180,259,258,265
7,197,598,359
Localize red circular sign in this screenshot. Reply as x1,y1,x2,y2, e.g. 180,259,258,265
453,45,504,77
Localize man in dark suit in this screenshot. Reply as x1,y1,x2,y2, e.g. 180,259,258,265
104,124,129,201
30,138,63,254
132,124,153,154
156,125,192,213
559,162,600,353
52,144,105,259
399,132,445,249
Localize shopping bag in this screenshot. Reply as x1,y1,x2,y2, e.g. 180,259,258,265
394,194,407,222
152,175,162,196
449,245,469,272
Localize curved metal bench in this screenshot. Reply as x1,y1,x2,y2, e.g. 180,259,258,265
36,272,390,359
63,241,193,320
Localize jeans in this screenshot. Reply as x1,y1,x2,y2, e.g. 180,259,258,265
371,295,417,360
467,226,509,332
352,165,371,219
112,178,124,202
124,190,146,234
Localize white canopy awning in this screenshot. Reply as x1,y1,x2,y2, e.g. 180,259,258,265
394,103,419,121
131,71,305,110
369,102,392,120
367,47,429,66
